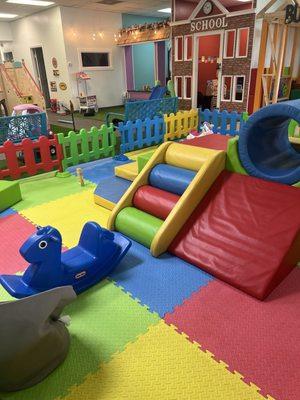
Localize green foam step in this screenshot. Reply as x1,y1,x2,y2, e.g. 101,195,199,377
226,136,248,176
137,151,155,173
115,207,164,248
0,180,22,212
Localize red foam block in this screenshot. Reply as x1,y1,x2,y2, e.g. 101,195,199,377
133,185,179,220
170,171,300,300
182,134,230,151
0,213,36,274
165,268,300,400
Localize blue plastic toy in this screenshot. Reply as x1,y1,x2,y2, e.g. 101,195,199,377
0,222,131,299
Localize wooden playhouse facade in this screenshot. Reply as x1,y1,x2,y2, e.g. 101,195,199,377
171,0,300,113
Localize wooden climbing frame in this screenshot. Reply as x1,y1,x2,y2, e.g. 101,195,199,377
253,0,300,111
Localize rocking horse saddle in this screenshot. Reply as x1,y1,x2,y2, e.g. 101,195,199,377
0,286,76,392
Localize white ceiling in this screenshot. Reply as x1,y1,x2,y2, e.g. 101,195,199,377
0,0,171,21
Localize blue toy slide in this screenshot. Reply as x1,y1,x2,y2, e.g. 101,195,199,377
0,222,131,299
239,99,300,185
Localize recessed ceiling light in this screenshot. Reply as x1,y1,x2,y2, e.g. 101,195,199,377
0,12,18,18
158,8,171,13
7,0,54,6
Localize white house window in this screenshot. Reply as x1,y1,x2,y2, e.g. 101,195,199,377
184,35,193,61
221,76,233,101
175,76,183,98
80,50,112,70
224,30,236,59
184,76,192,99
175,36,183,61
236,28,249,58
233,76,245,102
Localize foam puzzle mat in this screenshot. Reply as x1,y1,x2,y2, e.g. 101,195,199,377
0,168,299,400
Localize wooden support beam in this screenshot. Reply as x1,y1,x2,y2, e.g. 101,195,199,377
257,0,279,18
288,28,299,93
272,24,288,104
253,20,269,112
267,24,278,102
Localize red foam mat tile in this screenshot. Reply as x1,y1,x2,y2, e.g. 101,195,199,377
182,135,230,151
0,213,36,274
165,269,300,400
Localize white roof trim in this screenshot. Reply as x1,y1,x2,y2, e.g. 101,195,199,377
190,0,229,21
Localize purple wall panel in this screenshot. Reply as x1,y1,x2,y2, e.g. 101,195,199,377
155,41,166,85
124,45,134,90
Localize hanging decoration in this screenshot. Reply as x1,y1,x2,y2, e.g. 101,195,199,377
115,19,170,45
199,56,221,63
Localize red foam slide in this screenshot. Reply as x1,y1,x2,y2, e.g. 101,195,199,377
133,185,179,220
169,171,300,300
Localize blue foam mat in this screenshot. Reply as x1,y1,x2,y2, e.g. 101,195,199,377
110,239,213,317
68,157,133,185
94,176,131,204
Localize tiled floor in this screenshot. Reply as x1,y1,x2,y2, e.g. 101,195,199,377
0,164,299,400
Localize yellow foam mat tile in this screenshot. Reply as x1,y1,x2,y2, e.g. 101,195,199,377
20,190,111,248
60,321,272,400
115,162,138,181
125,146,158,161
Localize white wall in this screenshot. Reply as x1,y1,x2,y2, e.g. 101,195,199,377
0,22,13,42
7,7,71,104
60,6,126,108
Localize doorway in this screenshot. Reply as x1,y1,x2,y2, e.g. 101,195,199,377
193,31,223,110
31,47,51,108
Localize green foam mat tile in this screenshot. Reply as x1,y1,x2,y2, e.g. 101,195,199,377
13,175,95,211
0,280,160,400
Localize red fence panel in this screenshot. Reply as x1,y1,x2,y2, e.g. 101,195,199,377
0,136,63,180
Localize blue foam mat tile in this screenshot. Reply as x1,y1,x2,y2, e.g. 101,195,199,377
109,240,213,317
0,208,17,219
68,157,133,185
94,176,131,204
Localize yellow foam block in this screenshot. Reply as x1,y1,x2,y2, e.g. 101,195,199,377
21,190,111,248
62,321,270,400
165,142,217,171
115,162,138,181
125,146,159,161
94,194,116,211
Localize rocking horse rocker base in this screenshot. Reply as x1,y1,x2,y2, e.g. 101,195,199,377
0,222,131,299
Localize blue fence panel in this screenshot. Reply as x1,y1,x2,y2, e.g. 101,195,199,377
125,97,178,122
199,109,244,136
119,116,165,153
0,112,48,145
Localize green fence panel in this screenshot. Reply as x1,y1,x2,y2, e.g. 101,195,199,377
57,124,117,170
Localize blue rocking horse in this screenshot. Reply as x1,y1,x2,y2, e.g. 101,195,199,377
0,222,131,299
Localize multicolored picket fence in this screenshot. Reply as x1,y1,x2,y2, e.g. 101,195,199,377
164,109,198,141
119,117,165,153
0,108,247,180
0,135,62,180
57,124,116,171
199,109,248,136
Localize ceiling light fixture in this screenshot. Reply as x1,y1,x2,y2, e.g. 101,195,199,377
158,8,171,13
0,12,18,18
7,0,54,6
